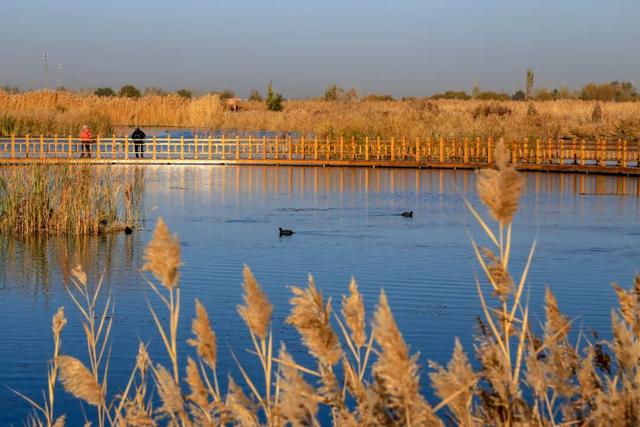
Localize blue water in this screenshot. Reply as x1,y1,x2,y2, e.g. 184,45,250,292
0,166,639,425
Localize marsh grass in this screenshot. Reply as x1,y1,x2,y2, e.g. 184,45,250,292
0,165,144,236
2,90,640,141
18,141,640,426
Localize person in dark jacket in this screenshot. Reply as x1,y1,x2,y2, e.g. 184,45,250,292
131,127,146,158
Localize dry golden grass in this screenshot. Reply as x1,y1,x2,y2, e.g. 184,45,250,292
18,142,640,426
2,90,640,141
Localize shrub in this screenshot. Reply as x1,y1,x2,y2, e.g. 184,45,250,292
476,91,511,101
94,87,115,97
119,85,141,98
581,81,637,102
218,90,235,102
472,103,512,119
248,89,263,102
266,82,283,111
176,89,192,99
592,102,603,123
431,90,470,100
143,86,167,96
324,84,343,101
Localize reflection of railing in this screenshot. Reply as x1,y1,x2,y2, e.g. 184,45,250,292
1,135,640,174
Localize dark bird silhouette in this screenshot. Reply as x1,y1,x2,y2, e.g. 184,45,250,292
279,227,294,237
401,211,413,218
124,226,133,235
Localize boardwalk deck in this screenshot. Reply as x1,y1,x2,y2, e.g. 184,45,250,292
1,135,639,175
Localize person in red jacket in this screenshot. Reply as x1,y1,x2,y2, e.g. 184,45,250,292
79,125,92,158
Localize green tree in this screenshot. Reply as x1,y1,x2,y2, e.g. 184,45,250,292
119,84,141,98
176,88,192,99
248,89,263,102
266,82,283,111
526,69,535,100
512,90,526,101
94,87,115,97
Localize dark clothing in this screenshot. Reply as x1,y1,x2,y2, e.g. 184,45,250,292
131,129,146,158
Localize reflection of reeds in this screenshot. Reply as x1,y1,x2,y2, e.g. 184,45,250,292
0,165,144,236
17,142,640,426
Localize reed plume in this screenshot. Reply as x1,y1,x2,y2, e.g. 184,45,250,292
56,355,104,406
237,265,272,340
153,364,185,417
372,291,441,426
277,345,318,425
225,377,258,427
186,357,209,409
142,217,181,289
476,138,525,225
341,277,366,348
188,299,218,369
287,274,342,366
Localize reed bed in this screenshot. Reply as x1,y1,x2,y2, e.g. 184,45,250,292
2,90,640,142
0,165,144,236
18,142,640,426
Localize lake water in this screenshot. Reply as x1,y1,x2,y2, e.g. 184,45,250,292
1,166,639,425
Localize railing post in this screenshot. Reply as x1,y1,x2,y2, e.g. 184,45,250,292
523,138,529,163
68,135,73,158
559,139,564,165
300,135,305,160
153,136,157,160
463,137,469,163
39,134,44,159
25,134,30,158
111,135,116,159
179,136,184,160
326,136,330,160
125,135,129,160
287,135,292,160
511,141,517,164
10,134,15,158
53,134,58,157
96,135,101,159
167,134,171,159
262,135,267,160
221,134,226,160
623,140,628,167
580,139,585,166
487,138,493,164
351,136,356,160
438,136,444,162
365,136,370,161
571,138,576,164
617,138,622,166
536,138,541,164
475,137,480,162
194,135,199,160
314,136,318,160
236,135,240,160
376,136,381,160
274,135,279,160
426,137,432,161
340,136,344,160
207,136,212,160
248,135,253,160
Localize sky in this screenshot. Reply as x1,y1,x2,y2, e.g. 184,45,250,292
1,0,639,98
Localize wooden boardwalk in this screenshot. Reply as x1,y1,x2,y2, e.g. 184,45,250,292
1,134,640,175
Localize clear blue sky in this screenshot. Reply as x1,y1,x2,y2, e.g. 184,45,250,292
1,0,638,97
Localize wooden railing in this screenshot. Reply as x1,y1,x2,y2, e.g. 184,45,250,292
1,134,639,172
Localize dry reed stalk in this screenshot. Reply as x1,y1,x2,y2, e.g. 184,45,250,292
153,364,185,419
372,291,441,426
287,275,342,366
56,355,104,406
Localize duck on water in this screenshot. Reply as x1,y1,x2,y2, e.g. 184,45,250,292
279,227,295,237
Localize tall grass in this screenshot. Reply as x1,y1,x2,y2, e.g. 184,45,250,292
18,142,640,425
2,90,640,141
0,165,144,236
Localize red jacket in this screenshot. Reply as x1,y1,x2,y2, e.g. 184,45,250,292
80,128,92,141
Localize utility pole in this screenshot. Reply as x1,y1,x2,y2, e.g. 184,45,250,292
57,63,63,89
42,52,49,89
